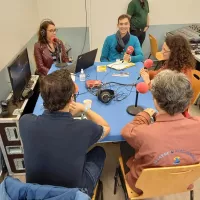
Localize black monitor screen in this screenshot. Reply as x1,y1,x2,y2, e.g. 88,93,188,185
8,49,31,101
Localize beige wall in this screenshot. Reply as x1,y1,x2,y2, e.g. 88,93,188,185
36,0,200,61
0,0,39,71
36,0,91,28
149,0,200,25
90,0,200,60
1,0,200,68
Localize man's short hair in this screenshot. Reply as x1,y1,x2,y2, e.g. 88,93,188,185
118,14,131,24
40,69,75,112
151,70,193,116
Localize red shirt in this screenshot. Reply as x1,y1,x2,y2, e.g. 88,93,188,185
121,112,200,194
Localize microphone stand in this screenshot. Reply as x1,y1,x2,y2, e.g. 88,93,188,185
126,90,144,116
55,41,68,68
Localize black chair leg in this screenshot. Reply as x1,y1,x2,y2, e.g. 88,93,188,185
96,180,103,200
114,165,119,194
148,54,151,59
100,180,104,200
190,190,194,200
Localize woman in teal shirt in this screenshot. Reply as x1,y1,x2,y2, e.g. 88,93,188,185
100,14,144,63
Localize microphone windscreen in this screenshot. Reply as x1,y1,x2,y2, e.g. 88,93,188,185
51,36,58,43
144,59,153,69
136,82,149,94
126,46,134,55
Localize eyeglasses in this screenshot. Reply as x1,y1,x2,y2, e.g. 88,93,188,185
47,29,58,33
72,93,78,101
162,48,171,54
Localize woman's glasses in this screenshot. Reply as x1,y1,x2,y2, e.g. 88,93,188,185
47,29,58,33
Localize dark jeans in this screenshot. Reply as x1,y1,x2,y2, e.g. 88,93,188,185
84,146,106,197
130,29,146,47
120,142,135,174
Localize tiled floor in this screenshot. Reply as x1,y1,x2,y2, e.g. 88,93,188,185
13,105,200,200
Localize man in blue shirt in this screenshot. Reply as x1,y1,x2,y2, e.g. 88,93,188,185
100,14,144,63
19,69,110,198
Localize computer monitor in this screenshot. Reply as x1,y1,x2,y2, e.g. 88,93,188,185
7,49,31,101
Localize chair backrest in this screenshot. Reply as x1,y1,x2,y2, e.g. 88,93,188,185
135,163,200,199
191,70,200,104
149,34,159,58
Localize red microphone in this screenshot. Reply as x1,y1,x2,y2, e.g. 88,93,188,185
126,46,134,55
144,59,153,69
51,36,59,43
127,82,149,116
136,82,149,94
137,59,153,80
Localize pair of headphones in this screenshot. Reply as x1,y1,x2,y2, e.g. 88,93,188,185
97,89,115,104
40,19,54,38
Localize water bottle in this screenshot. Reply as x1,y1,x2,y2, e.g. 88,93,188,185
79,69,86,81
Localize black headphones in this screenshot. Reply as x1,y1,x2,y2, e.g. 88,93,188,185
97,89,115,104
40,19,54,38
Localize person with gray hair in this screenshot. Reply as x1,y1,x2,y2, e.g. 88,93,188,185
151,70,193,116
120,70,200,195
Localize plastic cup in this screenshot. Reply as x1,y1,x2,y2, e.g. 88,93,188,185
83,99,92,109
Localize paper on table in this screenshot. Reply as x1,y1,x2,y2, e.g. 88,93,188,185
107,61,135,70
97,65,107,72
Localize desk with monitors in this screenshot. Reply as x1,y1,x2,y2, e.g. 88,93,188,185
0,48,39,175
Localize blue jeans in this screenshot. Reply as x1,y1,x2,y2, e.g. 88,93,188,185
83,146,106,197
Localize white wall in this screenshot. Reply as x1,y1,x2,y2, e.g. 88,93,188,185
0,0,39,71
1,0,200,68
36,0,90,28
90,0,200,60
149,0,200,25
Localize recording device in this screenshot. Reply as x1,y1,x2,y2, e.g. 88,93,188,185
97,89,115,104
0,100,9,117
195,50,200,55
190,38,200,44
21,88,34,99
126,82,149,116
137,59,153,80
86,80,102,89
52,36,68,68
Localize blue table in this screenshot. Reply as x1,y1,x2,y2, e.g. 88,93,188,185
33,62,155,142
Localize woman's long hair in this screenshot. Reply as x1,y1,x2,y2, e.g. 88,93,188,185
165,35,196,71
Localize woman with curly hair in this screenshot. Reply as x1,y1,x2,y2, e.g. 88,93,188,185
140,35,196,85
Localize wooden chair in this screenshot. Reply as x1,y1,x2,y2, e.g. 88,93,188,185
92,180,103,200
114,157,200,200
148,34,164,70
191,70,200,105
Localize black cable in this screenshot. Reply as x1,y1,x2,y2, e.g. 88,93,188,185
100,67,112,82
87,88,98,96
114,85,135,101
80,0,88,55
77,91,89,96
102,81,136,87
